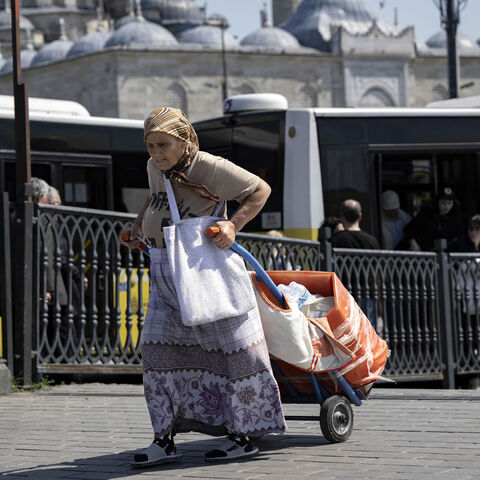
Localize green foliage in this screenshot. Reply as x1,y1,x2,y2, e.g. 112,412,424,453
12,376,56,392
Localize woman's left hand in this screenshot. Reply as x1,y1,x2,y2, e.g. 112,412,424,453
211,220,236,249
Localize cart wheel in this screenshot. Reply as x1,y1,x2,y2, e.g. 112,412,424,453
319,396,353,443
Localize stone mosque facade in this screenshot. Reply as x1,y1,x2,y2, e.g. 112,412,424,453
0,0,480,122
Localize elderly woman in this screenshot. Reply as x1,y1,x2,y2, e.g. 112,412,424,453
120,108,286,467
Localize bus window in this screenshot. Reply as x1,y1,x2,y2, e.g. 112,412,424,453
4,161,52,202
232,120,283,231
197,125,233,160
121,187,150,214
320,145,376,236
378,153,436,218
111,153,150,212
63,165,109,209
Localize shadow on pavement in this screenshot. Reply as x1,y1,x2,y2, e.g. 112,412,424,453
0,434,330,479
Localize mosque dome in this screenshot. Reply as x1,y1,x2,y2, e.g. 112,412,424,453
116,11,137,29
240,25,301,49
105,17,178,47
140,0,203,25
179,25,238,48
0,9,33,30
281,0,396,52
31,37,73,67
67,30,111,58
426,30,480,55
1,48,36,73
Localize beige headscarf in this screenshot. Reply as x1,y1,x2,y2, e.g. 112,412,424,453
144,107,219,202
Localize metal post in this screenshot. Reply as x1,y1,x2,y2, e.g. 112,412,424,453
434,239,455,389
318,227,333,272
10,0,34,385
0,193,14,371
445,0,460,98
220,22,228,101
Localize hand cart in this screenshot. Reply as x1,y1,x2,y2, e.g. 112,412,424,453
206,231,388,444
131,228,388,443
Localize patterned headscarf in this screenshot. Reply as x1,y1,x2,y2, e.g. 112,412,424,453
144,107,219,202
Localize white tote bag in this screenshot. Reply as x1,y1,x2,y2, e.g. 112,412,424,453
162,176,257,326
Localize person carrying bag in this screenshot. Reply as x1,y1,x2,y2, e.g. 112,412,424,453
119,107,286,469
163,175,257,326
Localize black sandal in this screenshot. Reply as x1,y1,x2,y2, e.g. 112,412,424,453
204,434,259,462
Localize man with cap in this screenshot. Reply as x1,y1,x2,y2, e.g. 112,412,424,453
404,186,464,251
381,190,411,250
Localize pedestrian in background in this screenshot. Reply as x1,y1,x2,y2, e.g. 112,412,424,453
381,190,411,250
331,199,379,328
405,186,464,251
451,214,480,253
318,216,344,238
331,199,379,249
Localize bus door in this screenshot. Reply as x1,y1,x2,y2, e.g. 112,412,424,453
374,147,480,248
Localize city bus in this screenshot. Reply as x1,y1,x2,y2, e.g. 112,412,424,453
194,94,480,245
2,94,480,247
0,95,147,212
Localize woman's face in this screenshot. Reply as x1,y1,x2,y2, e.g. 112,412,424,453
468,224,480,244
145,131,186,170
438,199,454,216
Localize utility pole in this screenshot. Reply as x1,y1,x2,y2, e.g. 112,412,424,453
434,0,467,98
220,20,228,102
10,0,34,385
209,15,229,102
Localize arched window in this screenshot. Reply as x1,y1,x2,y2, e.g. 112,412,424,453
164,82,188,114
432,84,448,102
299,85,317,107
229,83,254,96
359,87,395,107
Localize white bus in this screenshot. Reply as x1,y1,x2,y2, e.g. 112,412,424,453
194,94,480,245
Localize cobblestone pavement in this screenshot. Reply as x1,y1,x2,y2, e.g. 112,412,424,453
1,383,479,479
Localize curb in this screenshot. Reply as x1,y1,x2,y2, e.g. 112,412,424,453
0,359,12,394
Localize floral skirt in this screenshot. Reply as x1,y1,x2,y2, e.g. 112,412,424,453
141,248,287,438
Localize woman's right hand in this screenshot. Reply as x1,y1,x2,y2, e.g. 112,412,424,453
119,223,143,249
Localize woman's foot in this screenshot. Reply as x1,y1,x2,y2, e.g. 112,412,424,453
131,432,182,468
204,434,259,462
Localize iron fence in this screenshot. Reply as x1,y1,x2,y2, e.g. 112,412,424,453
449,253,480,377
2,204,480,387
330,249,444,381
35,204,144,373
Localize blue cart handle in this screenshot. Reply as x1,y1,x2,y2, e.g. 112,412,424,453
206,226,286,309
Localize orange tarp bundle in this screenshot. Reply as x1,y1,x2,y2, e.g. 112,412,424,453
252,271,388,395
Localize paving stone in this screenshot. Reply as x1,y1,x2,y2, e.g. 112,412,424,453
0,384,479,479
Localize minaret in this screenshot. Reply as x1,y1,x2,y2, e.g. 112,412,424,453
272,0,303,26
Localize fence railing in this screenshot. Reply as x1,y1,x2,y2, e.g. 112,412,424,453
35,204,144,373
330,248,444,381
449,253,480,377
2,204,479,387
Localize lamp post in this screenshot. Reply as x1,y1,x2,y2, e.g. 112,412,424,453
208,15,229,101
433,0,468,98
220,18,228,101
10,0,33,385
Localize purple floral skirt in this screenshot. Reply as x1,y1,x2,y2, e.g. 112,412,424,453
141,248,287,438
